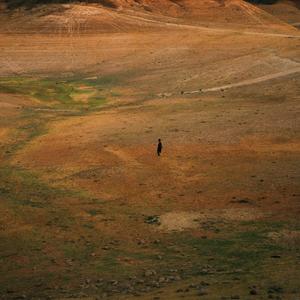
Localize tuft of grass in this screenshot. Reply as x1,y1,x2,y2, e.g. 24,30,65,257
86,209,103,216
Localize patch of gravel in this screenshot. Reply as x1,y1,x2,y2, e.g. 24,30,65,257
158,208,265,232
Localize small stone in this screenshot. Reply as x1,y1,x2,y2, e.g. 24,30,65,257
144,270,156,277
110,280,118,286
151,281,160,288
200,281,210,286
250,289,258,295
268,286,283,293
13,296,27,300
136,279,145,284
145,216,160,225
170,269,178,273
158,277,165,283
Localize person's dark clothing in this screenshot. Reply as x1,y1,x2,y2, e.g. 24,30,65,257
157,141,162,156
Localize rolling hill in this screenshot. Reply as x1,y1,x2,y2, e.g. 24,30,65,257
0,0,297,33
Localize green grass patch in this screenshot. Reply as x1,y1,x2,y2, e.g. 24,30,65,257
0,166,61,207
62,242,96,262
86,209,103,216
0,165,91,213
75,75,120,87
164,223,285,274
0,76,115,110
94,250,137,277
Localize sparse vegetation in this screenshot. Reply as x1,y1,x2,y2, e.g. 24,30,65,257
0,76,111,110
0,1,299,299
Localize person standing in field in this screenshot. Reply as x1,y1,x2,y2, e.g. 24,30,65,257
157,139,163,156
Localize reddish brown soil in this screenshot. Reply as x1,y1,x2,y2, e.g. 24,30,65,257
0,2,299,299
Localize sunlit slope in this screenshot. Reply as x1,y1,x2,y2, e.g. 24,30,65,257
0,0,296,33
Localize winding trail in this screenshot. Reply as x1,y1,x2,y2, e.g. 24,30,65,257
124,14,300,39
183,67,300,95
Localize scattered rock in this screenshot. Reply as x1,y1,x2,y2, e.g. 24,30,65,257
144,270,157,277
136,279,145,284
268,285,283,294
230,198,252,204
250,289,258,295
110,280,118,286
169,269,178,273
158,277,165,283
137,239,146,245
145,215,160,225
158,92,172,98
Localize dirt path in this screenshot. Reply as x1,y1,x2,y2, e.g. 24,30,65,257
183,66,300,94
124,14,300,39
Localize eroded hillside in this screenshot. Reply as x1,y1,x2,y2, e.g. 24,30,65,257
0,0,297,33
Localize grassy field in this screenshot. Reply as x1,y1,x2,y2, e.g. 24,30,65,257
0,69,299,299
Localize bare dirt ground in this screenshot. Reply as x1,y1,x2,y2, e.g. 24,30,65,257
0,2,300,300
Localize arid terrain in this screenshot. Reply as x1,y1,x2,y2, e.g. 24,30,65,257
0,0,299,299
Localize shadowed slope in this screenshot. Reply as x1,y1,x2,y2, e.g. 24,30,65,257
256,0,300,25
